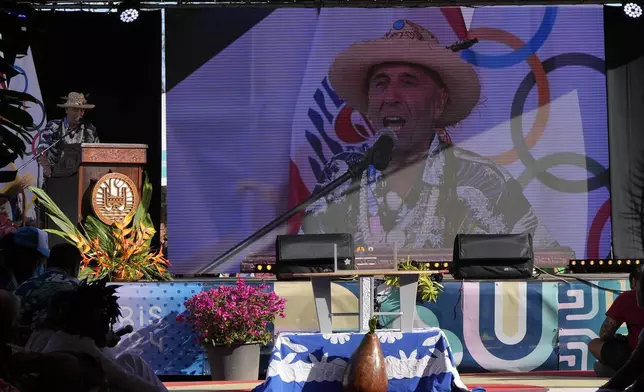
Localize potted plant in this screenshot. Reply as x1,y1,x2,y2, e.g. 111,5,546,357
29,176,171,282
177,279,286,381
384,257,444,302
377,257,444,329
342,316,387,392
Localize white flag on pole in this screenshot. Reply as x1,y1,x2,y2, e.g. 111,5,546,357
7,47,47,220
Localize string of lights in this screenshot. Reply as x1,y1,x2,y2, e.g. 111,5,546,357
569,259,642,273
29,0,629,10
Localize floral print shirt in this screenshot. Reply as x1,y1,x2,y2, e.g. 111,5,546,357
302,138,558,249
14,269,79,338
37,118,99,167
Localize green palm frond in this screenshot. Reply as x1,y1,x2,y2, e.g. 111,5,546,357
29,174,171,282
29,186,81,238
384,257,443,303
85,215,115,255
133,174,153,229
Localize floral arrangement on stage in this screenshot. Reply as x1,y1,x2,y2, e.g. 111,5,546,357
384,257,443,302
177,279,286,346
29,176,171,282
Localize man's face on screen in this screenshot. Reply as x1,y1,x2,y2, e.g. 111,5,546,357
66,107,86,125
367,63,446,155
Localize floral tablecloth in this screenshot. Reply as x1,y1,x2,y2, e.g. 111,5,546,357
253,328,468,392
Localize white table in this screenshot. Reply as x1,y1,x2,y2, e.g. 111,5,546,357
279,270,434,334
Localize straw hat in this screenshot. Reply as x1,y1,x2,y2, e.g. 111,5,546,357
57,92,95,109
329,20,480,127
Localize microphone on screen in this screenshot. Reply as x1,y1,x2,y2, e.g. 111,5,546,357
115,325,134,337
369,128,397,171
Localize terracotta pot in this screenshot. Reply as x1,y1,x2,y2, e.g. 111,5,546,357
342,322,388,392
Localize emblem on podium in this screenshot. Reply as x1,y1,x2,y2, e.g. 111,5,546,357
91,172,139,225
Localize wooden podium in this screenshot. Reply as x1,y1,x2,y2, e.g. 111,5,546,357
43,143,147,243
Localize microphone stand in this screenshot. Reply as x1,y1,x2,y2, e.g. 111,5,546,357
17,124,80,174
18,125,80,227
195,150,379,274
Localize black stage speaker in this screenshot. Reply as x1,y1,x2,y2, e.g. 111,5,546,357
275,233,355,280
452,233,534,279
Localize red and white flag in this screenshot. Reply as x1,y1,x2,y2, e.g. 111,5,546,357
286,8,465,233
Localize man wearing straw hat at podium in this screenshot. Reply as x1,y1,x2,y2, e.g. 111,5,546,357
37,92,99,178
302,20,558,250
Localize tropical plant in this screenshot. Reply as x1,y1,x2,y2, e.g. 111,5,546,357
177,279,286,347
0,53,39,175
29,175,172,282
384,257,444,302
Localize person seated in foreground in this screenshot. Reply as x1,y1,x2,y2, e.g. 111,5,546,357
36,279,168,392
0,228,49,291
14,243,82,346
597,270,644,392
591,267,644,377
0,289,103,392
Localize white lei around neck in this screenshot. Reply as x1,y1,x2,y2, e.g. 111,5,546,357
355,150,506,249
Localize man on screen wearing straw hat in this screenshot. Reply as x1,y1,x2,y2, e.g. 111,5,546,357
37,92,99,178
302,20,558,250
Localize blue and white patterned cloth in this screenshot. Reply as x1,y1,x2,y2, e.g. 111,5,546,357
253,328,468,392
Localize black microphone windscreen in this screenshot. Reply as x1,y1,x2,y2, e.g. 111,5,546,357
371,128,397,171
116,325,134,336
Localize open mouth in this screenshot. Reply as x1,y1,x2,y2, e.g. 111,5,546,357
383,116,407,130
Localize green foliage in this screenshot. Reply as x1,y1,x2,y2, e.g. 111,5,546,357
384,257,444,302
30,175,172,282
368,316,378,334
0,55,39,170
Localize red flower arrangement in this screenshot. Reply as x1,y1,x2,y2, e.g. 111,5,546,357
177,279,286,347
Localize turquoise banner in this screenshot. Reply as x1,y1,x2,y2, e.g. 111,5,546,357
110,279,628,375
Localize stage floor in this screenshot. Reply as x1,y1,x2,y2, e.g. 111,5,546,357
163,371,607,391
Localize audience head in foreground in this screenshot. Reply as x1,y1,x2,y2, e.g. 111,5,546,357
49,279,121,348
0,227,49,291
47,242,83,277
14,243,83,345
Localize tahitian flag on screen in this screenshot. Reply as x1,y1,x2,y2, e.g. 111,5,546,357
165,6,608,273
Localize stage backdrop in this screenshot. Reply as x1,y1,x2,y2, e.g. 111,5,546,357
166,6,609,274
29,11,163,236
112,278,628,375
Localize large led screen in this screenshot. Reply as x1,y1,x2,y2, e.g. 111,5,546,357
166,6,608,273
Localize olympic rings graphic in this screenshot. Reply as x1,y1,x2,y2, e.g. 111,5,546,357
10,65,28,94
587,199,610,258
517,151,609,193
31,130,41,157
27,98,46,132
511,52,608,193
9,65,47,153
468,27,550,166
461,7,557,69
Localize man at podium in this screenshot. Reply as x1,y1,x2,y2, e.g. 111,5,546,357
37,92,99,177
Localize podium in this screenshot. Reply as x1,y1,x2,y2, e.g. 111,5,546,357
43,143,147,244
